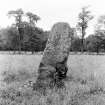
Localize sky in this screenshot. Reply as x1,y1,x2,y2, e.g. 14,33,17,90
0,0,105,36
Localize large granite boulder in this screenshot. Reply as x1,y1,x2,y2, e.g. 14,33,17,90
34,22,72,90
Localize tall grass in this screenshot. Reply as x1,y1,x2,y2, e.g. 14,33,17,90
1,54,105,105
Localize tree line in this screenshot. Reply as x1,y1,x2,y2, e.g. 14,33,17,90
0,9,49,54
0,7,105,54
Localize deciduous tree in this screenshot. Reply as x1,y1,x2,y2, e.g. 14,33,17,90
77,6,93,52
8,8,24,54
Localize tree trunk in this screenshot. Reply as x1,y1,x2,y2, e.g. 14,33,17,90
18,27,24,54
81,27,85,53
34,22,72,92
81,38,84,53
31,51,34,54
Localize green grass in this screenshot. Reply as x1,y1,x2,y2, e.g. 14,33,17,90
1,54,105,105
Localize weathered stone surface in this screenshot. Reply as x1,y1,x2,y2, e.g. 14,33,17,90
35,22,72,90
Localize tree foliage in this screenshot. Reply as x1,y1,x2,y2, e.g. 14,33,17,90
6,9,44,53
26,12,40,27
77,6,93,52
1,8,105,53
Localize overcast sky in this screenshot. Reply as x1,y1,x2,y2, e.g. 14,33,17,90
0,0,105,35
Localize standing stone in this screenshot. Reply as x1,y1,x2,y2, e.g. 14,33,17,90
34,22,72,90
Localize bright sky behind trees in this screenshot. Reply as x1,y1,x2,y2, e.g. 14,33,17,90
0,0,105,36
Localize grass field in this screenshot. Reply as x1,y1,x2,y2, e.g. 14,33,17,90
1,54,105,105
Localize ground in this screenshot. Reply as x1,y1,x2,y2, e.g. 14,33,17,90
0,53,105,105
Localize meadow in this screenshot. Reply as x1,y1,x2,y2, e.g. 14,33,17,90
1,53,105,105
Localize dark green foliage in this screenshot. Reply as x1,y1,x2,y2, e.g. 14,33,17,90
0,27,19,51
5,9,47,53
70,37,81,52
0,26,48,52
1,24,105,53
86,33,105,53
23,26,48,52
